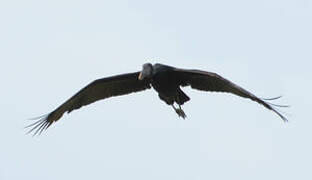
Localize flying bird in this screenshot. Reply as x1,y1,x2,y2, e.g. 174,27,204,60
27,63,288,135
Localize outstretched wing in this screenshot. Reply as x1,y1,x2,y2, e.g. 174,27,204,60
26,72,151,135
174,68,288,122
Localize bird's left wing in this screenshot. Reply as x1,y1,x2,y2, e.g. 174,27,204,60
174,68,288,122
26,72,151,135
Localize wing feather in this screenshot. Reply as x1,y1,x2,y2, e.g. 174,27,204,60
175,69,288,122
27,71,150,135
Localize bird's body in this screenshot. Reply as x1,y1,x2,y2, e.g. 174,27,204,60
150,64,189,106
27,63,288,135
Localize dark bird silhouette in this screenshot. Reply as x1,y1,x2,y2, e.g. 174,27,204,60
27,63,288,135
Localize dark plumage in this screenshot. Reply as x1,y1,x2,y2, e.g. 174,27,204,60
27,63,288,135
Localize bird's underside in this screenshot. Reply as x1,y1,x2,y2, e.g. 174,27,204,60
156,88,190,119
26,63,289,136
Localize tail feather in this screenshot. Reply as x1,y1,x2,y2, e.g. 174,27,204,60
176,89,190,105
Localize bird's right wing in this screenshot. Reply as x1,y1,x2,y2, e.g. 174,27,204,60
26,72,151,135
174,68,288,122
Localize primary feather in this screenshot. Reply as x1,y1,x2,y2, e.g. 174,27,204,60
27,72,150,135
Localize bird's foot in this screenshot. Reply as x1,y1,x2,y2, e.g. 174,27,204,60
172,105,187,119
175,108,187,119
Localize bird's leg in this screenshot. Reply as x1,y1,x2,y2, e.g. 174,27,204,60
177,104,187,119
171,104,187,119
176,95,187,119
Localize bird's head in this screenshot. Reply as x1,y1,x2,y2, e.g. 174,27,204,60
138,63,153,80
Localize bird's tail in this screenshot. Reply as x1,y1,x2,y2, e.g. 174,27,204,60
176,89,190,105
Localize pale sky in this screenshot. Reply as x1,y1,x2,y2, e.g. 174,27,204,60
1,0,311,179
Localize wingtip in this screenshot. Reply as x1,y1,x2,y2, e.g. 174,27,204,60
25,114,52,136
271,106,289,123
261,95,283,101
281,115,289,123
260,96,290,123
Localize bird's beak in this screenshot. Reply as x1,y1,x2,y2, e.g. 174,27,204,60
138,72,143,80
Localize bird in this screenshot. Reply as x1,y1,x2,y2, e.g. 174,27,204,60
26,63,288,135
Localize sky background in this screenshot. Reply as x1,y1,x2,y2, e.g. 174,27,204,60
1,0,311,179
